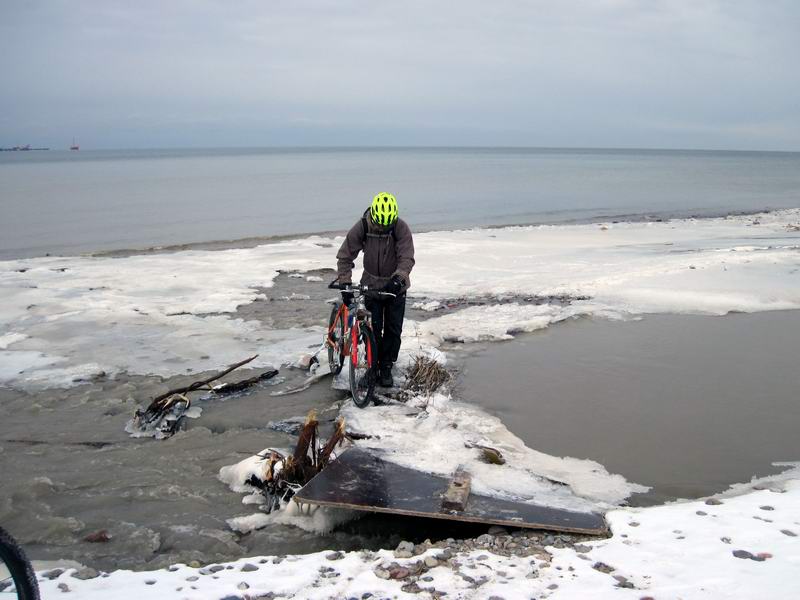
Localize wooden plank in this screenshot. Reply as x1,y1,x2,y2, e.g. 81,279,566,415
294,448,607,535
441,466,471,512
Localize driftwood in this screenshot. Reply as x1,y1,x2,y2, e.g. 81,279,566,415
245,410,348,513
130,354,275,439
150,354,259,405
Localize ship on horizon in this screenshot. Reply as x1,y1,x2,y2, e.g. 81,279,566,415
70,137,79,151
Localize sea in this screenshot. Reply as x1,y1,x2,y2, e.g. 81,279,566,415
2,147,800,260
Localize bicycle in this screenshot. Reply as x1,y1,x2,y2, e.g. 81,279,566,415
326,282,396,408
0,527,39,600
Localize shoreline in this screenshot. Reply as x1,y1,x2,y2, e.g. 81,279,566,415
1,205,787,262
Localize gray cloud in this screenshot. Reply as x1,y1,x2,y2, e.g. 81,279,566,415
1,0,798,150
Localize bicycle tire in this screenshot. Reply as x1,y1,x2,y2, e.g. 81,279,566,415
348,323,377,408
0,527,40,600
327,303,345,376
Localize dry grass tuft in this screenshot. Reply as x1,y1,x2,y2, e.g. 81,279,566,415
403,354,453,395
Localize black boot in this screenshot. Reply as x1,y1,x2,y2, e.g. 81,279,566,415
378,363,394,388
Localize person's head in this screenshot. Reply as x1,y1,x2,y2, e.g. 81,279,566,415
370,192,398,228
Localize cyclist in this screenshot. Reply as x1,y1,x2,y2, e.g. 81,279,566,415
334,192,415,387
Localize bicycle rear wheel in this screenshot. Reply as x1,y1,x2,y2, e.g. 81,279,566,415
327,304,345,375
0,527,39,600
348,323,377,408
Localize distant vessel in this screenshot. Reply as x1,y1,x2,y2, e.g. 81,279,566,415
70,137,79,151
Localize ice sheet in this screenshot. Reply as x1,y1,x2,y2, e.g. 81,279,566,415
1,210,798,388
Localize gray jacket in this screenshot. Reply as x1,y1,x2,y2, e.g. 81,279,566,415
336,209,415,291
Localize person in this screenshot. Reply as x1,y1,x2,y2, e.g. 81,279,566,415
334,192,415,387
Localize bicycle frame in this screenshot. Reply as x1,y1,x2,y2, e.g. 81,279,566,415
326,286,379,367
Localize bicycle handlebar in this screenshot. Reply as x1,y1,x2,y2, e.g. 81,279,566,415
327,280,396,298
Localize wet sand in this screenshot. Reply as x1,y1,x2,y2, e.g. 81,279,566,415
458,310,800,506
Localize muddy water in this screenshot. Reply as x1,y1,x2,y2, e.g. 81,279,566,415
0,273,482,571
458,311,800,506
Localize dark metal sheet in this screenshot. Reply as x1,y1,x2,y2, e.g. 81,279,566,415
294,448,607,534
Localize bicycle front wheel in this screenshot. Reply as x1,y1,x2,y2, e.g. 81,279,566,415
348,323,377,408
0,527,40,600
327,303,345,375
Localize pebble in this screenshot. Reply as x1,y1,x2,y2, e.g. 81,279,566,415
373,567,390,580
71,567,100,580
208,565,225,573
424,556,439,568
780,529,796,537
240,563,259,572
394,540,415,559
547,584,559,590
696,510,708,516
614,575,635,589
144,579,156,585
628,521,640,527
238,582,249,590
186,576,199,582
592,562,616,574
487,525,508,536
759,505,775,511
721,536,732,544
732,549,769,562
43,568,65,580
188,560,201,568
705,498,723,505
57,583,70,593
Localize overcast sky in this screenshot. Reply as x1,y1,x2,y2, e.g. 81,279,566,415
1,1,798,150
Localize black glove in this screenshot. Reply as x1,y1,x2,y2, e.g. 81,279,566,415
328,279,349,290
384,275,403,296
341,290,354,305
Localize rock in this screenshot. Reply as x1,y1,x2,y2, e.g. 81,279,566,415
547,584,559,590
721,537,732,544
424,556,439,568
167,565,179,572
240,563,259,572
57,583,70,593
705,498,723,506
732,549,764,561
208,565,225,573
272,557,284,564
325,551,344,561
186,576,199,581
389,565,411,580
573,544,592,553
486,525,507,536
526,571,538,579
188,560,201,568
628,521,640,527
144,579,156,585
394,541,415,559
696,510,707,516
614,575,635,589
476,534,493,545
374,567,390,580
362,594,374,600
401,582,423,594
780,529,797,537
83,530,111,543
43,569,65,580
592,562,615,574
238,582,250,590
71,568,99,580
759,505,775,511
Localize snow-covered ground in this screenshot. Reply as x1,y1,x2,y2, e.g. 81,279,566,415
35,465,800,599
1,209,798,388
5,209,800,597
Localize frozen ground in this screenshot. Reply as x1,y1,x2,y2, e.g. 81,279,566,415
35,465,800,599
0,209,798,388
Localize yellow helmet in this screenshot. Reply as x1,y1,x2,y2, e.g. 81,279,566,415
370,192,398,227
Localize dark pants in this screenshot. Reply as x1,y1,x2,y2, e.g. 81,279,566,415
366,292,406,367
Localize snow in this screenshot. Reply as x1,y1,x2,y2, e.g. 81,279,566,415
35,466,800,599
341,393,646,510
1,210,799,388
